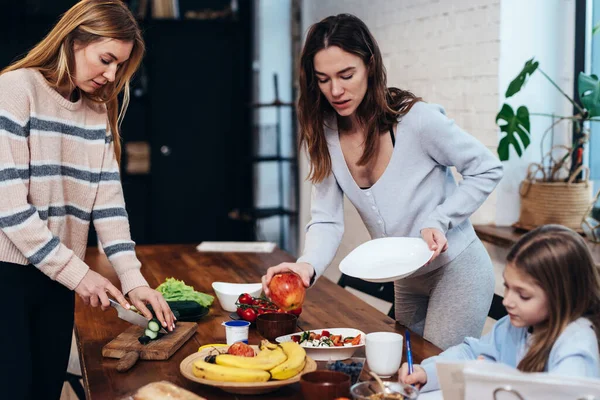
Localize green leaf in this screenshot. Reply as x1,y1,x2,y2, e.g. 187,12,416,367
496,104,531,161
578,73,600,117
506,58,539,98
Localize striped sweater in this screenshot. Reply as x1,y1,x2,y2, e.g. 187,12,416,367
0,68,148,294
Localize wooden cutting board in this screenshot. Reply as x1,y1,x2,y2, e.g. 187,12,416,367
102,321,198,360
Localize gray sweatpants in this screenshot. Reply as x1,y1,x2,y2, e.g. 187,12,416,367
394,239,494,350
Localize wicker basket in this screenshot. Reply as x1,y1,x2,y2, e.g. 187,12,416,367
517,165,593,233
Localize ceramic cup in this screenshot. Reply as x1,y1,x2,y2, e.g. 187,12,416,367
365,332,403,378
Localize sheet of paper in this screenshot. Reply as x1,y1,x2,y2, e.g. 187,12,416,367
196,241,276,253
436,360,516,400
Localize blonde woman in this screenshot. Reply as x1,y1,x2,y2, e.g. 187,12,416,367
0,1,174,397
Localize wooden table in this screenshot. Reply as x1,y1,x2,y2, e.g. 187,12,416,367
77,245,441,399
474,224,600,266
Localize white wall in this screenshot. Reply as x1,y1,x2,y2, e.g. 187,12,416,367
300,0,504,283
496,0,575,225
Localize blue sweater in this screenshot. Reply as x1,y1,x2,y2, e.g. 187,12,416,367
421,316,600,392
297,102,503,279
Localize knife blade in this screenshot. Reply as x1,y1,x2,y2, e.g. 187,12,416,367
109,299,168,334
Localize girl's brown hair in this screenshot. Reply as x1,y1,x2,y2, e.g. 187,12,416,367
298,13,421,183
507,224,600,372
1,0,145,161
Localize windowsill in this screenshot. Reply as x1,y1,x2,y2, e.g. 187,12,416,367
474,224,600,266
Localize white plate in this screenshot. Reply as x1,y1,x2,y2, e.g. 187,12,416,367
212,282,262,312
339,237,434,283
275,328,365,361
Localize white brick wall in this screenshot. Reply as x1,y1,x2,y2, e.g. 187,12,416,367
299,0,502,282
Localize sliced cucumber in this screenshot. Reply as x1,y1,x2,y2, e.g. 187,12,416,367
145,328,158,340
148,319,161,333
138,335,151,345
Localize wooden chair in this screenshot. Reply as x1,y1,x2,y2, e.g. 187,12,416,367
337,273,396,319
488,293,507,321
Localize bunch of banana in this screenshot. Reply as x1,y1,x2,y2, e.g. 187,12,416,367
192,341,307,383
269,342,306,380
192,360,271,383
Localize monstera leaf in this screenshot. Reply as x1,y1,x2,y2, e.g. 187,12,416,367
578,72,600,117
496,104,531,161
505,58,539,98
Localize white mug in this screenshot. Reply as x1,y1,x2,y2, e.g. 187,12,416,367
366,332,404,378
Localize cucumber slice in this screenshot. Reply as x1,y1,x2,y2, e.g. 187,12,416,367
148,319,161,333
145,328,158,340
138,335,151,345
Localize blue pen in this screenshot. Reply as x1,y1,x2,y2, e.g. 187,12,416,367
406,329,414,375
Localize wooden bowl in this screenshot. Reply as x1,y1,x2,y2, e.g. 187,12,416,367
300,370,351,400
256,313,297,341
179,345,317,395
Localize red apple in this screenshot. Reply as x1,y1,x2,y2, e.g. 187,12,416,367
268,272,306,311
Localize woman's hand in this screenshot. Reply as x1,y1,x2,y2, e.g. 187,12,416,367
128,286,176,332
75,269,130,311
421,228,448,261
261,262,314,297
398,363,427,389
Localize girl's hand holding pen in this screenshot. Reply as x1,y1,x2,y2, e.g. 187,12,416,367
398,363,427,389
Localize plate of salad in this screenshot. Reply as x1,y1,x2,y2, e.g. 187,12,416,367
275,328,365,361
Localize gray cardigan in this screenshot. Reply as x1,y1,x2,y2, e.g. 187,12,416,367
297,101,504,280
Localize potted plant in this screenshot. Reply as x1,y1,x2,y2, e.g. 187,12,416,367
496,58,600,231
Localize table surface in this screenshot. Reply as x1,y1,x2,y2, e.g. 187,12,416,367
76,245,442,399
474,224,600,265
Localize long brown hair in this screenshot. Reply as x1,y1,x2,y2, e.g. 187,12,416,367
507,224,600,372
1,0,145,161
298,14,421,183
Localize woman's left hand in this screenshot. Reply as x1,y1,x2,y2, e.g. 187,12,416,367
128,286,176,332
421,228,448,261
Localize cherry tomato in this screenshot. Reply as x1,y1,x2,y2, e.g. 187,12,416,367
290,307,302,316
240,307,257,323
238,293,254,305
321,330,330,337
252,299,261,306
236,307,245,318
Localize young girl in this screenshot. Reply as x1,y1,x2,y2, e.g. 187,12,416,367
0,1,174,398
400,224,600,391
262,13,503,350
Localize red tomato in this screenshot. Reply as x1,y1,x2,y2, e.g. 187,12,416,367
321,330,330,337
238,293,254,305
290,307,302,316
291,335,301,342
236,307,245,318
240,307,257,323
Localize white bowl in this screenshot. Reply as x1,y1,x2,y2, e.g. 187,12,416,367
276,328,365,361
339,237,434,283
212,282,263,312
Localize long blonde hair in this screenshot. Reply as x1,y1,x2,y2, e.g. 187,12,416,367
507,224,600,372
1,0,145,161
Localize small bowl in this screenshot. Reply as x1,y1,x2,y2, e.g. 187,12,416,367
256,313,297,341
212,282,262,312
350,381,419,399
300,370,351,400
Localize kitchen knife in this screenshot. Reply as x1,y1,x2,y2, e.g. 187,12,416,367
109,298,168,334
